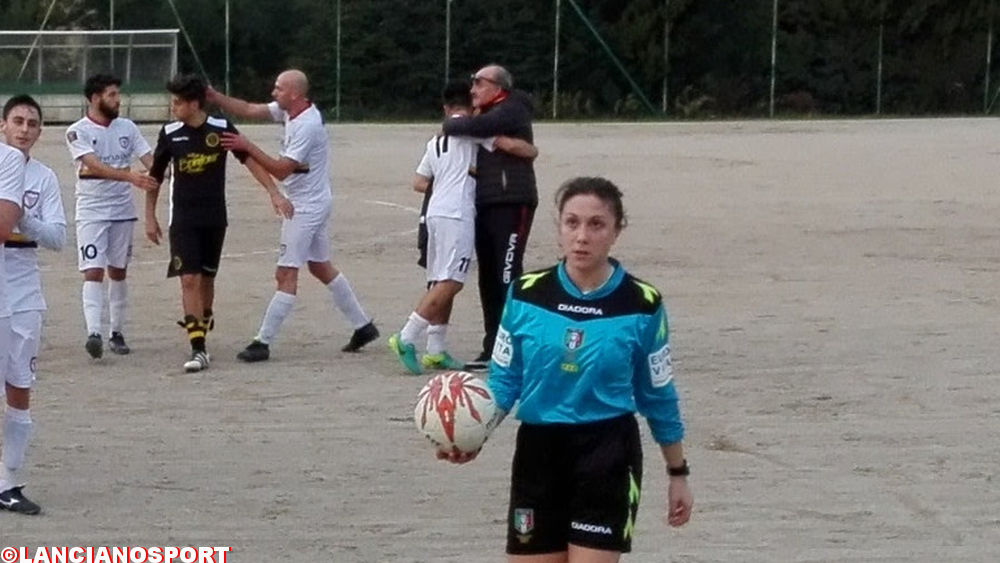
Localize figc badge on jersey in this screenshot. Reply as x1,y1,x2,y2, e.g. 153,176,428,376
564,328,584,350
561,328,584,373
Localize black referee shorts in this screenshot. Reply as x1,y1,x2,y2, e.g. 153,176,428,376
167,224,227,278
506,414,643,555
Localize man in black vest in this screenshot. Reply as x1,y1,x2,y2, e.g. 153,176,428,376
442,64,537,369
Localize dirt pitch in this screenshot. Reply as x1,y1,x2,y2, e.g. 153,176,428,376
2,118,998,562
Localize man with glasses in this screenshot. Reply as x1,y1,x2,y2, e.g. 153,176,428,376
441,64,538,370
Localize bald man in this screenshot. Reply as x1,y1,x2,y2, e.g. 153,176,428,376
207,70,378,362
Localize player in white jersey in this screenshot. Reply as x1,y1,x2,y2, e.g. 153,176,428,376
388,82,537,374
65,74,157,359
206,69,379,362
0,95,66,514
0,108,28,512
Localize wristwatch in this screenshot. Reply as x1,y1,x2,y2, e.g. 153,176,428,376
667,459,690,477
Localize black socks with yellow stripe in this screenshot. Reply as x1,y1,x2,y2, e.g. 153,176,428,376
184,314,208,352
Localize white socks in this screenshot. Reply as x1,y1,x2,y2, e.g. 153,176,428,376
1,407,32,492
326,274,370,329
83,279,129,336
400,312,429,346
426,324,449,355
402,317,449,355
257,277,369,346
257,291,296,344
82,281,103,336
108,279,127,333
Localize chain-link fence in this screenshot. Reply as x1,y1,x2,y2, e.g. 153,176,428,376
3,2,998,120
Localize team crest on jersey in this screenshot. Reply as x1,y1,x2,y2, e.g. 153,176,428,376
66,131,78,143
564,328,584,351
119,136,130,149
205,132,220,148
22,190,39,209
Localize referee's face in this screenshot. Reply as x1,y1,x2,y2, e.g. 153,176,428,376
558,194,620,273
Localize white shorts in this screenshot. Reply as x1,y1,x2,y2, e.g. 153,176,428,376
77,219,135,271
277,208,331,268
426,216,474,284
4,311,40,389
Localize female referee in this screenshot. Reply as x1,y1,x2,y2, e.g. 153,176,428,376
440,176,693,562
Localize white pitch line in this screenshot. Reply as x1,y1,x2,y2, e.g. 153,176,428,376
361,199,420,214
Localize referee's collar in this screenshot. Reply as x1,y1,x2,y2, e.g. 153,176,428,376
556,258,623,300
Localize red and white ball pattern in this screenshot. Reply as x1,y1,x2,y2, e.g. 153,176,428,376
414,371,497,454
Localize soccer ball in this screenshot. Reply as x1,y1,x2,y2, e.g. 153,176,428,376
414,371,497,454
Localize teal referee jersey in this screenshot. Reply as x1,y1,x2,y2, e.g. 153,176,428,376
488,260,683,445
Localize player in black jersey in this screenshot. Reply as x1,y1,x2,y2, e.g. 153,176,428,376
146,74,293,372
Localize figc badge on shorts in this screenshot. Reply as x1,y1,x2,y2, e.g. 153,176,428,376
513,507,534,543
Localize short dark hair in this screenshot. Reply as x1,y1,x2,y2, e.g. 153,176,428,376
84,74,122,100
166,74,207,107
3,94,42,121
555,177,628,230
442,80,472,108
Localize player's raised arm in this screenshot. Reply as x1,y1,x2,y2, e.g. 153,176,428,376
442,99,528,138
219,132,299,181
224,120,294,218
206,86,273,121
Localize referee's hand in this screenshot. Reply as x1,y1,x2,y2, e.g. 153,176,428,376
666,477,693,527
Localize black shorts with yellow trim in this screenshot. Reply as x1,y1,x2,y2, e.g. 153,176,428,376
506,413,643,555
167,224,227,278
